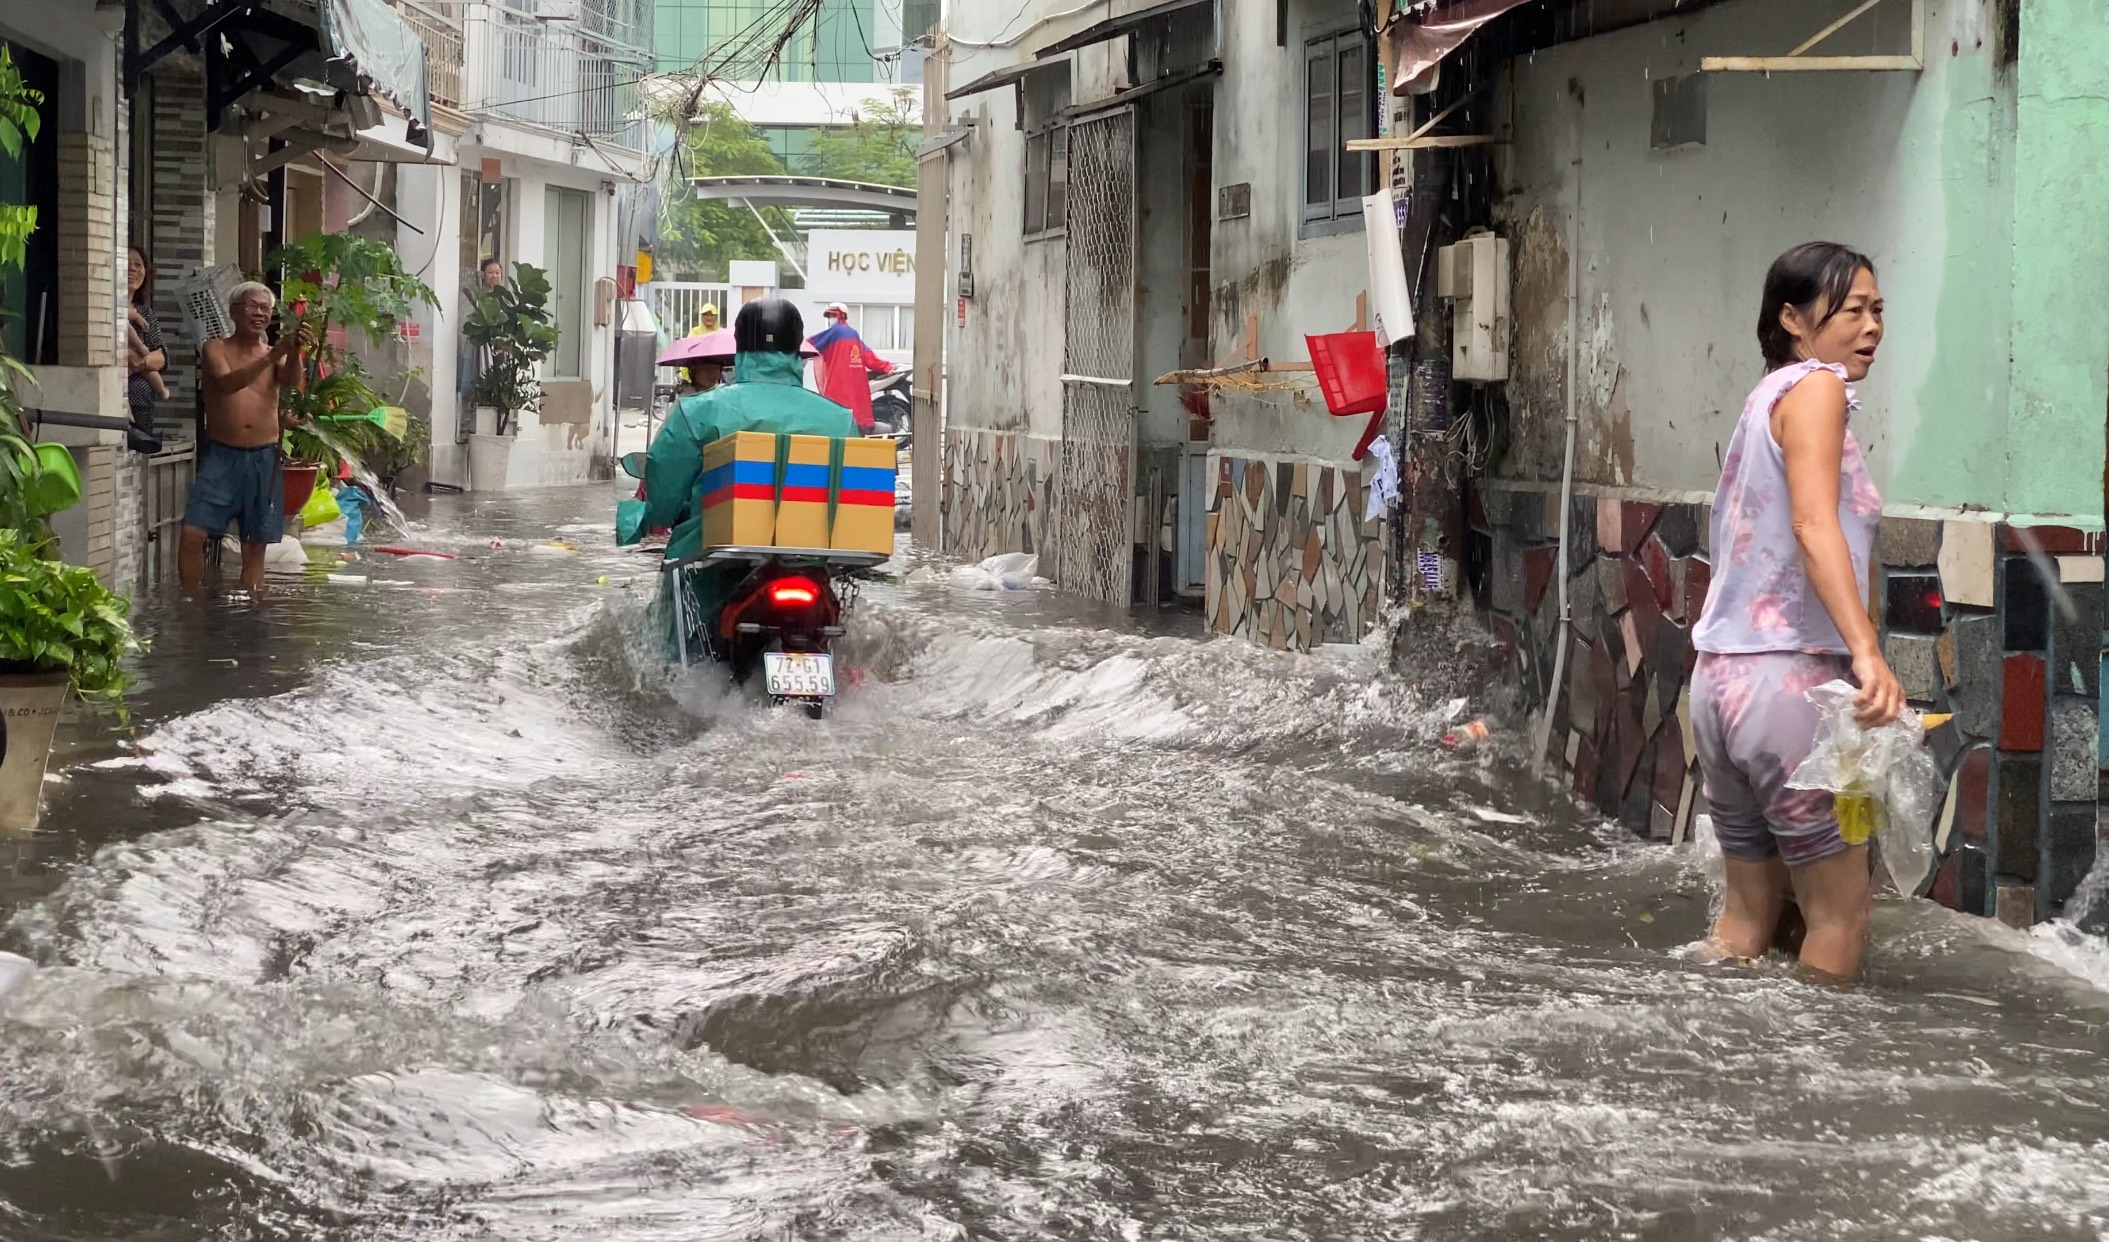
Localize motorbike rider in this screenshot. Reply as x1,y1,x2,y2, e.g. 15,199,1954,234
621,298,861,652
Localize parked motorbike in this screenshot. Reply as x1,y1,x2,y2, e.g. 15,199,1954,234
869,372,911,447
621,452,884,718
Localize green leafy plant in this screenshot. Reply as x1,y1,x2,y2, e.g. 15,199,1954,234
462,262,558,435
0,47,42,271
0,45,132,722
654,101,797,281
267,233,437,345
265,233,435,467
0,44,48,542
0,528,137,716
804,88,919,189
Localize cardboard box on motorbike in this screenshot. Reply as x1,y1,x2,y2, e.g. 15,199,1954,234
699,432,897,555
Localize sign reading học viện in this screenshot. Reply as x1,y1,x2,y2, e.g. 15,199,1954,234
804,229,917,304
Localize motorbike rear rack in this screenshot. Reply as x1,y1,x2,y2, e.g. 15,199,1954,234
665,546,891,571
662,546,890,667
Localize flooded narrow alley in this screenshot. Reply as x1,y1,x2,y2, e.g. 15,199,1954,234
3,486,2108,1240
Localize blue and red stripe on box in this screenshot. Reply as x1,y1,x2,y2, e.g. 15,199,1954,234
699,458,775,510
700,458,892,509
835,464,894,508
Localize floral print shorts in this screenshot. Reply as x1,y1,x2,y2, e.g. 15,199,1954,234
1690,650,1854,867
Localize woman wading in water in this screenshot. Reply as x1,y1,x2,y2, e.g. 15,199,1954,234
1690,242,1905,979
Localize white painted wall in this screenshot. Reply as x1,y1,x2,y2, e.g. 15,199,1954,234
433,123,632,489
1491,0,2011,510
1203,0,1376,464
939,8,1134,442
396,138,464,485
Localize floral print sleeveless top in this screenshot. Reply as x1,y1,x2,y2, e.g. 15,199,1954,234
1693,359,1883,656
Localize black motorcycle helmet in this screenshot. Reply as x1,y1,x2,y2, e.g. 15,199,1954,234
734,297,805,355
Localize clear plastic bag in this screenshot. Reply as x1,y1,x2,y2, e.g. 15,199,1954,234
1786,679,1942,896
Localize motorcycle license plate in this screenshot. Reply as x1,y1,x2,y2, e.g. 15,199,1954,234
763,652,836,699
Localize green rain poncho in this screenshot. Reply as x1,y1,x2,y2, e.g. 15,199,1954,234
618,350,863,649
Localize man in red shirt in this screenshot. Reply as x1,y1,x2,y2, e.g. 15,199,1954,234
808,302,895,431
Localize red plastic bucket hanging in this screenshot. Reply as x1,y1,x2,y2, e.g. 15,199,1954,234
1307,331,1388,416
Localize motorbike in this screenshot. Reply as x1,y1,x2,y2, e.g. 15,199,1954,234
869,372,911,446
620,452,884,718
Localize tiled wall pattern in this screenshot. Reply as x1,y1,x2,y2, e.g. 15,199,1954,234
1473,483,2105,929
147,68,214,440
1204,454,1388,651
942,428,1058,567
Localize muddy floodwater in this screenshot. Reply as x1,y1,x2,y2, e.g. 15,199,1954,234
4,485,2109,1241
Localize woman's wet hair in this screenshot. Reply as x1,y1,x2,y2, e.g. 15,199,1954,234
1758,242,1875,369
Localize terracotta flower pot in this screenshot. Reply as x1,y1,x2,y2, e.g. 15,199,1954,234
0,671,69,833
282,462,322,517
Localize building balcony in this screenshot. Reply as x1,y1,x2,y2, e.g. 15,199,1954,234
455,0,652,151
389,0,466,111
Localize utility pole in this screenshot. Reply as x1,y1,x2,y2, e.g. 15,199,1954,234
909,22,949,552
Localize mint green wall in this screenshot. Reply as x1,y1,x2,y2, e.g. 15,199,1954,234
1494,0,2101,527
1890,3,2013,518
2004,0,2109,526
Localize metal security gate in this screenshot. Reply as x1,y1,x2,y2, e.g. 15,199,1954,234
1055,109,1140,606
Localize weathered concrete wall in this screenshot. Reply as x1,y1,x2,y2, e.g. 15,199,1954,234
2007,0,2109,522
1493,0,2050,517
941,9,1133,442
1206,0,1375,464
940,77,1064,440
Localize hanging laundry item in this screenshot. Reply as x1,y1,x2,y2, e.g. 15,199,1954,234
1363,436,1400,522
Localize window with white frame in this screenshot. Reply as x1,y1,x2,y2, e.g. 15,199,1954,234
1303,29,1375,227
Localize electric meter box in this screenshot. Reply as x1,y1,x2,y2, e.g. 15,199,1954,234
1436,235,1511,382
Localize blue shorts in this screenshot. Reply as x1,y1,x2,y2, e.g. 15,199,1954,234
183,441,284,545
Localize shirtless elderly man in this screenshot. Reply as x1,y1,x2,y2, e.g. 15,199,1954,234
179,282,313,592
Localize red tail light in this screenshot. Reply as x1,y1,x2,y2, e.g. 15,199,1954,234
768,578,820,607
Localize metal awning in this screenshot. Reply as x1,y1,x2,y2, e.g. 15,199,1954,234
1037,0,1211,59
916,125,976,159
1382,0,1534,91
322,0,432,139
1066,60,1220,117
125,0,432,148
944,61,1063,101
688,175,918,218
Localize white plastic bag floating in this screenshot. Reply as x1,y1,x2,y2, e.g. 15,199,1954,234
0,951,32,1004
1786,679,1942,896
950,552,1039,591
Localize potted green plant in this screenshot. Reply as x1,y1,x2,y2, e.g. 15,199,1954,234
0,528,135,831
461,262,558,492
265,233,435,506
0,46,135,833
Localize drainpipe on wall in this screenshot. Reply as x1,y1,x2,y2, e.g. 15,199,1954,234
910,39,951,551
1531,82,1583,778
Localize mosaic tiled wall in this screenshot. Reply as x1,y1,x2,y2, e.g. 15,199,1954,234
1473,483,2105,929
943,428,1059,566
1205,454,1388,651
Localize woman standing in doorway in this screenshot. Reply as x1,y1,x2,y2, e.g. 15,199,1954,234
1690,242,1905,979
125,245,166,454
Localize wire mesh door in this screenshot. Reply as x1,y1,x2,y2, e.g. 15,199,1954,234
1056,109,1140,607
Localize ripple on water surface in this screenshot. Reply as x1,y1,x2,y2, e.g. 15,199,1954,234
4,486,2109,1240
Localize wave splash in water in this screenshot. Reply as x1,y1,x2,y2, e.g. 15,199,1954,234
6,538,2109,1239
